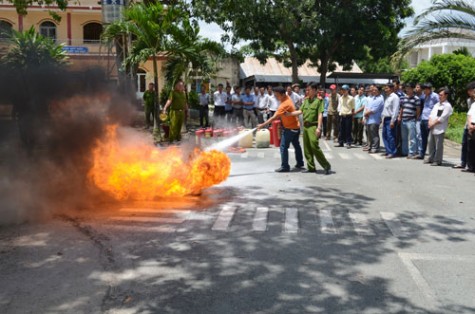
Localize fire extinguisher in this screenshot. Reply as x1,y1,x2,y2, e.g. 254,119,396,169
272,120,282,147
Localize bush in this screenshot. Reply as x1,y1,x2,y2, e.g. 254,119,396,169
446,111,467,144
402,53,475,110
187,91,200,109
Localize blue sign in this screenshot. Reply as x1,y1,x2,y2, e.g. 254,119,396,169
62,46,89,54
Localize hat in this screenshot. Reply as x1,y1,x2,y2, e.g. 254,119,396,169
422,83,433,89
330,84,337,90
342,84,350,90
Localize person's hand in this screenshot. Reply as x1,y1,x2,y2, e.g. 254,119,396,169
257,123,264,130
284,111,291,117
316,128,322,138
390,122,395,129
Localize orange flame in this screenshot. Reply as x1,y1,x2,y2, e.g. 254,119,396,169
88,125,231,200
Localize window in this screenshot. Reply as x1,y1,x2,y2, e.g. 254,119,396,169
39,21,56,41
137,69,147,93
0,20,13,40
83,22,103,43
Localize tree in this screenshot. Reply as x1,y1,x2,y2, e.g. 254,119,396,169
163,19,225,90
401,53,475,109
395,0,475,61
192,0,413,85
103,2,187,142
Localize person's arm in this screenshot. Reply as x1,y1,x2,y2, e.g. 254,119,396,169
285,110,302,117
398,99,403,124
355,98,365,115
257,111,280,129
350,98,355,115
416,99,421,120
390,96,400,128
468,114,475,134
162,96,172,113
316,112,323,138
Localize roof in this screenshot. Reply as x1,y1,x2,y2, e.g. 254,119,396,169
240,57,363,83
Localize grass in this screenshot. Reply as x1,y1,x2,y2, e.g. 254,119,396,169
446,111,466,144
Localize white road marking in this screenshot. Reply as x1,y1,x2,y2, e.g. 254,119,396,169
257,152,265,158
211,205,237,231
380,211,405,237
319,209,337,234
398,252,440,310
354,154,368,160
348,213,374,235
369,153,384,160
241,152,249,158
110,217,184,224
253,207,269,232
119,208,190,215
339,153,351,160
273,152,280,159
104,225,176,233
326,154,334,160
322,140,332,151
284,208,299,233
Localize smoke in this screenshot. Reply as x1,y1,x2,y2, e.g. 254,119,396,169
0,65,135,225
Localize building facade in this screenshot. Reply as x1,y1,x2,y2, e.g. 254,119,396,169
406,38,475,68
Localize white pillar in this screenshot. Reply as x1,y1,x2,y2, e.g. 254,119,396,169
442,45,447,54
428,46,433,60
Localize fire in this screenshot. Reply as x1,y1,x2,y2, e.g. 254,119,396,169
88,125,231,200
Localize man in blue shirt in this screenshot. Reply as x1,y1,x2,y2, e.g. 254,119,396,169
353,86,367,146
242,86,257,129
364,85,385,153
419,83,440,159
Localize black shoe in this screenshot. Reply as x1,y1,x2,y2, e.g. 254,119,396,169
275,167,290,173
301,169,316,173
430,162,442,166
294,164,305,169
335,143,344,147
324,167,331,175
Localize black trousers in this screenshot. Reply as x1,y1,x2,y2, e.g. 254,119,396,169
467,130,475,171
339,115,353,145
199,106,209,127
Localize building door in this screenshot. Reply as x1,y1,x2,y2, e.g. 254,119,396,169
136,69,147,103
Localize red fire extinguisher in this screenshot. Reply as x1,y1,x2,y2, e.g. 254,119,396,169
272,120,282,147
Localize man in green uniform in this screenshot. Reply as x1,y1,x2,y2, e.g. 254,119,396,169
143,82,156,129
162,80,188,143
287,83,331,174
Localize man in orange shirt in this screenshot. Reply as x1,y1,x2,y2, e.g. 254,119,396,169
257,86,304,172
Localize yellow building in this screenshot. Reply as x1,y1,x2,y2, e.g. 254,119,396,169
0,0,167,100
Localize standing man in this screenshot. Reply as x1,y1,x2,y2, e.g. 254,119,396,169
453,81,475,169
287,85,303,109
398,83,421,158
419,83,439,159
364,85,385,153
242,86,257,128
267,86,280,119
143,82,156,129
256,87,269,124
232,86,243,126
336,84,355,148
322,90,329,139
287,83,331,174
382,83,400,158
353,86,367,146
257,86,304,173
198,86,210,128
424,88,453,166
414,83,425,158
224,85,233,123
162,80,188,143
213,83,227,127
326,84,340,141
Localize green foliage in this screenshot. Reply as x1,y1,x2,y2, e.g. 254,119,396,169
192,0,413,84
395,0,475,62
446,111,467,143
1,26,67,69
453,47,471,56
187,91,200,110
402,53,475,109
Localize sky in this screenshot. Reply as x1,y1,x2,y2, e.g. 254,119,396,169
198,0,434,48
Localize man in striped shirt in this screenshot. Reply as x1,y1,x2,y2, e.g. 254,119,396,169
398,83,421,158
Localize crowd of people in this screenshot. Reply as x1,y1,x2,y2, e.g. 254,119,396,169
144,79,475,175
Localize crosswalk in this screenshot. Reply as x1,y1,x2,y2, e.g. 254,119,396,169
99,205,465,239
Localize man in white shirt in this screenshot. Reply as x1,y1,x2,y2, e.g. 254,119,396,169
213,83,227,126
231,86,243,126
256,87,269,124
382,83,400,158
267,86,280,119
336,85,355,148
287,85,303,109
465,100,475,172
453,81,475,169
424,87,453,166
198,86,210,128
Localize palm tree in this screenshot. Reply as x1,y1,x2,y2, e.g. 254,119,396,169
394,0,475,61
1,26,67,68
102,2,186,142
163,18,225,91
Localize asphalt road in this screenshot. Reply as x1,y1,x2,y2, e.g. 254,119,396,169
1,138,475,314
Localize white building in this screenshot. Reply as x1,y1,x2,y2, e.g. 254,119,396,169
406,38,475,68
